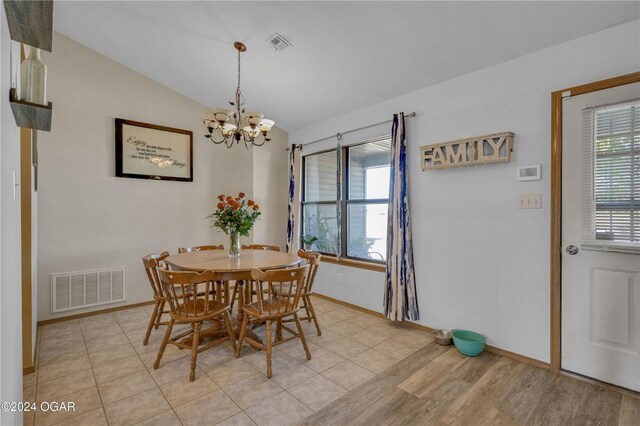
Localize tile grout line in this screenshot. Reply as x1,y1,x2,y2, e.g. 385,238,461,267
33,320,93,426
77,316,111,426
237,326,345,417
313,332,383,378
179,307,253,424
207,367,258,425
316,314,418,376
206,314,277,425
117,308,186,425
196,312,292,423
36,299,423,426
141,311,258,424
200,313,318,423
42,306,260,423
231,305,399,411
138,306,254,425
113,308,185,426
284,374,350,414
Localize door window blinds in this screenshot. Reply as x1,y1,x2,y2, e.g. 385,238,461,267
582,101,640,252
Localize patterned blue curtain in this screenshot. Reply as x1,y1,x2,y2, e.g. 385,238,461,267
335,137,342,258
384,113,419,321
286,144,302,253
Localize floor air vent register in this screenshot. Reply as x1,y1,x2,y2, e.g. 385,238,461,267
51,267,126,314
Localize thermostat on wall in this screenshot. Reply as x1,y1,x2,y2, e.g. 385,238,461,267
517,164,541,181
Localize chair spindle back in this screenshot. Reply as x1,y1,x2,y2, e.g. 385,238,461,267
241,244,281,251
158,268,222,320
142,252,170,299
178,245,224,253
297,250,321,294
250,265,309,317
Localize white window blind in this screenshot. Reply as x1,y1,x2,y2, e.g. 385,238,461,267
582,101,640,253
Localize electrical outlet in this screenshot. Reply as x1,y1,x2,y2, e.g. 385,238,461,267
337,273,343,283
517,193,541,209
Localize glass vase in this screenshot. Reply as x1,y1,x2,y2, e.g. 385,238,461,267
228,231,240,258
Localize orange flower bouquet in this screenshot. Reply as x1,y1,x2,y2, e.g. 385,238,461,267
207,193,260,257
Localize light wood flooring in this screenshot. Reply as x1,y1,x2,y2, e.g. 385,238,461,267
302,334,640,426
27,296,640,425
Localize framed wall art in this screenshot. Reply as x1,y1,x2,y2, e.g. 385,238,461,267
115,118,193,182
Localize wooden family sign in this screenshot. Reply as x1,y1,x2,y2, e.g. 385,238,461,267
420,132,514,170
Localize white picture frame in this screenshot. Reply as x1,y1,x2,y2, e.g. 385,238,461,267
516,164,541,181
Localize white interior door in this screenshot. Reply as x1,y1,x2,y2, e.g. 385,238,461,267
562,81,640,391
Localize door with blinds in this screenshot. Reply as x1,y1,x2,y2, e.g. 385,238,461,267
562,82,640,391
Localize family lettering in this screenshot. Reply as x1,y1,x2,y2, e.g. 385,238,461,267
420,132,514,170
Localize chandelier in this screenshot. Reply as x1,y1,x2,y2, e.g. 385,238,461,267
203,42,275,149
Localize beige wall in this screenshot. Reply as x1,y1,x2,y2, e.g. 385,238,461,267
291,20,640,362
252,126,289,250
37,33,289,321
1,6,25,423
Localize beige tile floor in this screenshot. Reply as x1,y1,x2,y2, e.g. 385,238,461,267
25,296,432,426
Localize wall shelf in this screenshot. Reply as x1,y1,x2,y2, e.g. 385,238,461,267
3,0,53,51
9,88,52,131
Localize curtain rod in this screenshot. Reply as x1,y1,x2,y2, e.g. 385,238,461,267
286,112,416,151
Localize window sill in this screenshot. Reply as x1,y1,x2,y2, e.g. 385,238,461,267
320,256,386,272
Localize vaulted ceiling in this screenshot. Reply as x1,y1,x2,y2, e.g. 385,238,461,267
54,1,639,131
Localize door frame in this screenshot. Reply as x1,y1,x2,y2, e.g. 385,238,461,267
21,127,33,374
550,71,640,373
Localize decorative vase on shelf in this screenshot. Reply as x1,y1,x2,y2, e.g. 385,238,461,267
20,47,47,105
228,230,240,258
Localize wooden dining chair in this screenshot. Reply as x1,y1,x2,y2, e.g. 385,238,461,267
230,244,280,311
142,251,170,345
154,267,236,382
178,244,230,304
241,244,280,251
283,250,322,335
178,244,224,253
235,265,311,378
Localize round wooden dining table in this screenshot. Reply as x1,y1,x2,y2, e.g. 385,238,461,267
164,249,302,341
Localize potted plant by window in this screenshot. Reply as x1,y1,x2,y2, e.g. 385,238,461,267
208,193,261,257
301,235,318,251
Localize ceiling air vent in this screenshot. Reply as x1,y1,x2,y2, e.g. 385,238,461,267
266,33,292,51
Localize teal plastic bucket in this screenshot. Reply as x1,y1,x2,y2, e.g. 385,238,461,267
451,329,486,357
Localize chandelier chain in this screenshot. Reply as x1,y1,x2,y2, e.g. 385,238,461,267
235,48,242,114
237,48,241,95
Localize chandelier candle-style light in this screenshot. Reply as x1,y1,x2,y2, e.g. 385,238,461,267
203,42,275,148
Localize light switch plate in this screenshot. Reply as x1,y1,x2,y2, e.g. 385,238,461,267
518,193,541,209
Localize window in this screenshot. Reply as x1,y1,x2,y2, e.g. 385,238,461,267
303,150,339,254
584,101,640,250
302,137,391,262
